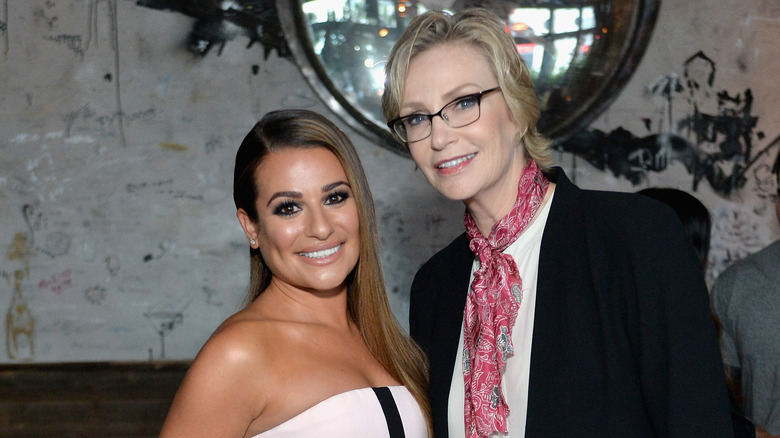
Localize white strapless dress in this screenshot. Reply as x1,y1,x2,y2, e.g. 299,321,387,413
251,386,427,437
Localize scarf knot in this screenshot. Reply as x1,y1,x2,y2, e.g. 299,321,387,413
462,160,549,437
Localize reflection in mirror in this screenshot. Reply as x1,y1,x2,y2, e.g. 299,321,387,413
279,0,659,156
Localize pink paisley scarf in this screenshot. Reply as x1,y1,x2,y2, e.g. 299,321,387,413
462,159,549,437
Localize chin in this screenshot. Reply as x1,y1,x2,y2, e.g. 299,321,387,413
316,279,351,294
316,266,357,292
433,181,476,202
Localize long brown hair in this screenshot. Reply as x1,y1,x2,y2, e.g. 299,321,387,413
382,8,553,169
233,109,431,433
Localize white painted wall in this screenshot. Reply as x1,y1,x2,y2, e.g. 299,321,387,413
0,0,777,363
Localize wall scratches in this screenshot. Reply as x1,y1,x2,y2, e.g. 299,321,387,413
108,0,127,147
2,0,8,56
86,0,98,50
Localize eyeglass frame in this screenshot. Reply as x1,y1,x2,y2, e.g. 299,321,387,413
387,87,502,143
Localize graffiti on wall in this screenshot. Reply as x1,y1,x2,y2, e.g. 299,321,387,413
5,233,35,362
136,0,288,58
560,51,780,198
556,50,780,283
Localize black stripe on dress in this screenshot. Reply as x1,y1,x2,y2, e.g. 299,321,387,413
372,387,406,438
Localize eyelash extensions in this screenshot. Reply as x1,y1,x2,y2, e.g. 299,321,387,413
272,189,351,217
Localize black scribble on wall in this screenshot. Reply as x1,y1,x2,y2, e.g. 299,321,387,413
142,242,172,263
60,103,141,139
105,256,121,276
126,179,174,195
21,204,72,258
202,285,223,307
136,0,288,59
748,160,778,214
560,129,691,185
33,5,58,30
559,51,779,197
2,0,8,55
144,310,183,359
44,34,85,56
84,285,108,305
62,105,102,137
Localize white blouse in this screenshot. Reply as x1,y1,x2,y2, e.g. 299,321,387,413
447,192,554,437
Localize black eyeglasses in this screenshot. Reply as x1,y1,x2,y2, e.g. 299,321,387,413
388,87,501,143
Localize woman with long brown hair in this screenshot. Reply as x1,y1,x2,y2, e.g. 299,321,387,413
160,109,430,437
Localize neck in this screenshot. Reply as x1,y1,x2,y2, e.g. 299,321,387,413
466,161,555,238
257,278,352,329
465,157,527,236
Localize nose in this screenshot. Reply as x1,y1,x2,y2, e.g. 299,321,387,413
429,115,455,151
304,207,334,240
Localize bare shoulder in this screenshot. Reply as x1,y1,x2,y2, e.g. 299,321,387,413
159,308,284,437
209,307,280,353
162,300,391,437
192,307,288,392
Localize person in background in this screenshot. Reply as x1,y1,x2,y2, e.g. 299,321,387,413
160,109,430,437
637,188,711,267
381,8,733,437
638,187,757,438
711,181,780,438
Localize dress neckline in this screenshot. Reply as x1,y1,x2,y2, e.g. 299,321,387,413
254,385,406,436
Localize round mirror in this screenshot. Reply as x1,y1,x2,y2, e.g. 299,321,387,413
277,0,660,157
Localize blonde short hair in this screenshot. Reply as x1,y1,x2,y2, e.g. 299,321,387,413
381,8,553,169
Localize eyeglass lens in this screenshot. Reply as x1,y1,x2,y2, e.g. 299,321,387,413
395,93,486,142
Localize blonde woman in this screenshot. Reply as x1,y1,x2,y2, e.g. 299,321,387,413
382,9,733,438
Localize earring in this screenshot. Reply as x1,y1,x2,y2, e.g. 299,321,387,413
250,239,256,245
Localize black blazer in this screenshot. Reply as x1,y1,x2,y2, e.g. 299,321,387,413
409,168,734,437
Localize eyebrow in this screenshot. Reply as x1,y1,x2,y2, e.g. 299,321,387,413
322,181,350,192
267,191,301,206
400,83,482,114
266,181,350,206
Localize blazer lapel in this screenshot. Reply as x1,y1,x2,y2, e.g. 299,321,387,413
424,233,472,436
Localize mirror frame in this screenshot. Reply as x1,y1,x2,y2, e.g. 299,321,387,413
277,0,661,158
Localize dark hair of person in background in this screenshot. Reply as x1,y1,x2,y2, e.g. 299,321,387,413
637,188,711,268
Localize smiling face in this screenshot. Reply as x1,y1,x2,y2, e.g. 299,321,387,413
400,42,526,211
237,146,360,295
